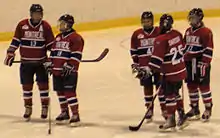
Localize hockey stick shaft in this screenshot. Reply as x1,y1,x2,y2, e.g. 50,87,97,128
181,81,184,109
129,85,161,131
48,98,52,134
13,48,109,64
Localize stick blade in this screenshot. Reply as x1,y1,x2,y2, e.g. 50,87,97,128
128,125,140,131
81,48,109,62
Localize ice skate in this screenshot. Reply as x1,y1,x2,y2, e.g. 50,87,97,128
23,105,32,121
41,105,48,119
161,110,168,120
177,109,189,130
69,114,81,127
202,103,213,122
55,110,70,125
186,104,200,120
159,114,176,132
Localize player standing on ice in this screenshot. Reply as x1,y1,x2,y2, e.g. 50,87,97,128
4,4,54,120
130,11,167,122
44,14,84,126
184,8,214,121
141,14,188,130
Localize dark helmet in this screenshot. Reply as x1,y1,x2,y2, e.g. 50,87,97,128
141,11,154,30
30,4,43,13
141,11,154,20
159,14,174,33
59,14,75,28
188,8,204,21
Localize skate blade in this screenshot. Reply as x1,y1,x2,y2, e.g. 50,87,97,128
41,116,48,120
177,121,189,130
55,120,69,125
69,122,81,127
187,115,200,121
159,127,176,132
24,117,31,122
201,118,210,122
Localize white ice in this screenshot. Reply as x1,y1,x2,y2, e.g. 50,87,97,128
0,18,220,138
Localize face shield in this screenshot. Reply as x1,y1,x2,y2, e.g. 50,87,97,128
31,12,43,23
57,20,69,33
188,14,200,27
141,18,153,30
159,19,172,34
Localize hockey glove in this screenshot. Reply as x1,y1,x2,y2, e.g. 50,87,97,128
62,62,75,77
136,66,152,79
4,52,15,67
198,61,208,80
43,61,53,75
131,63,139,74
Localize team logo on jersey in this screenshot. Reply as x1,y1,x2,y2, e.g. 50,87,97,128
168,36,181,46
24,31,43,39
56,41,70,50
186,36,200,44
56,37,61,41
140,38,155,47
137,34,144,39
22,25,29,30
39,25,44,32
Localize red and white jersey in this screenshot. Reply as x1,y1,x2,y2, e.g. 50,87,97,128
130,27,160,67
8,19,54,61
183,26,213,64
149,29,186,81
50,30,84,76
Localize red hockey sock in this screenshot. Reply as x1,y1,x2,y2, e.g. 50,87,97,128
199,85,212,106
64,91,79,115
176,94,184,110
143,86,153,108
22,84,33,106
158,88,166,111
57,91,68,112
187,83,199,106
165,94,177,116
38,83,49,106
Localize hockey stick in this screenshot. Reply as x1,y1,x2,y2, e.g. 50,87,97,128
48,98,52,135
129,85,161,131
181,81,184,109
81,48,109,62
13,48,109,64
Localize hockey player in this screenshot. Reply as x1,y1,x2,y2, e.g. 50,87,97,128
4,4,54,120
130,11,166,122
141,14,188,130
184,8,213,121
44,14,84,126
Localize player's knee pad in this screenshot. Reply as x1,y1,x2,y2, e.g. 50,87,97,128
163,90,174,96
57,91,65,96
162,81,181,96
199,85,210,92
37,82,49,90
64,91,76,98
158,88,164,95
22,84,33,91
144,86,153,95
187,83,198,92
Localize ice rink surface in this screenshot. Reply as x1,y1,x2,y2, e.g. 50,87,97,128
0,17,220,138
